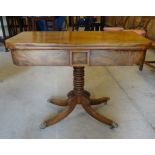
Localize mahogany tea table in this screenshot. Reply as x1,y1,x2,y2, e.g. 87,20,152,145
5,31,151,129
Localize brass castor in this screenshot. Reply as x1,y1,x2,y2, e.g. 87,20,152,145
110,122,118,129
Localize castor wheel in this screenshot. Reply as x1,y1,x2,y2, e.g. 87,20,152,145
110,122,118,129
40,122,47,129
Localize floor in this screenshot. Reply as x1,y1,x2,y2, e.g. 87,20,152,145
0,51,155,139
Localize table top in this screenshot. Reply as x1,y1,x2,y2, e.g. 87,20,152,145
5,31,151,50
5,31,151,66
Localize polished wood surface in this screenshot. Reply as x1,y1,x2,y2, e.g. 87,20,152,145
6,31,151,49
5,31,151,67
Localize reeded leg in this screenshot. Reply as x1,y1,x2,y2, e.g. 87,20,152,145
81,97,118,128
90,97,110,105
40,102,76,129
48,98,68,106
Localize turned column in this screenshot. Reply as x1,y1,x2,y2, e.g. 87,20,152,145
41,66,118,129
73,66,85,95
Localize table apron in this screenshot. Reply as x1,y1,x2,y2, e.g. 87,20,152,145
10,49,146,66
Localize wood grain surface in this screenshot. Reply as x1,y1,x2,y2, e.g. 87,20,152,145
5,31,152,66
5,31,151,49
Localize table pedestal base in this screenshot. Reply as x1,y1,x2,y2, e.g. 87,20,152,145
40,67,118,129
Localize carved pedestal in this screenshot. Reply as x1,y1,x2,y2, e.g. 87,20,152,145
40,67,118,129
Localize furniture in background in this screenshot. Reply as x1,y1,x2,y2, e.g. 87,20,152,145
73,16,150,33
144,17,155,69
123,16,151,36
103,16,151,35
0,17,6,44
103,16,128,31
0,16,6,40
6,16,29,37
72,16,106,31
5,31,151,129
4,16,153,34
28,16,56,31
0,16,9,51
6,16,66,33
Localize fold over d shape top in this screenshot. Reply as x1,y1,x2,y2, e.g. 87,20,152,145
5,31,151,50
5,31,152,67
